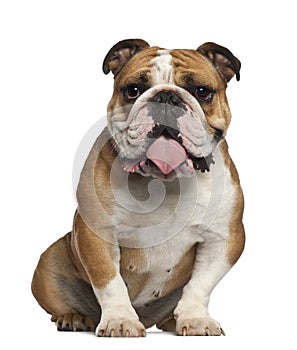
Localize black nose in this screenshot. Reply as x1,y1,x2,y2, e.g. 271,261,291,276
149,91,186,124
147,91,186,141
151,91,183,107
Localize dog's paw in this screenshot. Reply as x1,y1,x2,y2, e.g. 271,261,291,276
53,313,95,332
176,317,225,336
95,318,146,337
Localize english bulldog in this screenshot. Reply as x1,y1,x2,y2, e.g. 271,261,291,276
32,39,245,336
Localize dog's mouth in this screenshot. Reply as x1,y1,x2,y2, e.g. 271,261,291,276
123,134,194,177
121,132,215,179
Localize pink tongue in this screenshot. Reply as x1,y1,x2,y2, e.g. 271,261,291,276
146,135,188,175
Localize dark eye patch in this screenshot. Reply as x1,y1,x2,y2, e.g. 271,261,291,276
183,74,216,104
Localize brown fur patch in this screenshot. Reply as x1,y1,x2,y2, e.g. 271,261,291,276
73,128,120,288
161,244,197,296
107,46,159,113
76,127,116,219
31,233,82,316
120,247,149,301
226,166,245,265
219,141,245,265
73,212,116,289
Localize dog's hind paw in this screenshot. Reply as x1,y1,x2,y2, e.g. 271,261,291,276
52,313,95,332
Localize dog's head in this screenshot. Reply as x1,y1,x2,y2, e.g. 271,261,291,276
103,39,240,180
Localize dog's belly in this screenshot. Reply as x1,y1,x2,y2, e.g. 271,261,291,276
120,233,198,309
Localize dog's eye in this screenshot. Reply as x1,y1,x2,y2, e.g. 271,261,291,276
194,86,214,103
124,84,141,101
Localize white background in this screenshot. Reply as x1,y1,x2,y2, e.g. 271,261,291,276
1,0,297,349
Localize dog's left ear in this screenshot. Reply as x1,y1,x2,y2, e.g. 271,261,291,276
103,39,150,76
197,42,241,82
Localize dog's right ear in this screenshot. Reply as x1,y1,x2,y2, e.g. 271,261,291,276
103,39,150,76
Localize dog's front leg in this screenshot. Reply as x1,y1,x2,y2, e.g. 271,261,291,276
94,271,146,337
73,214,145,337
174,232,232,336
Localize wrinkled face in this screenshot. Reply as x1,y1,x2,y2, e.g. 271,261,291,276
107,46,234,180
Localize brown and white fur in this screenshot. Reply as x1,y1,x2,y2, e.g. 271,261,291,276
32,39,245,337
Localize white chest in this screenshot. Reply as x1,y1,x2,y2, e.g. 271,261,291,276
113,148,234,242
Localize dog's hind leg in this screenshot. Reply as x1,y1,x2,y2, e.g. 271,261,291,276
31,232,101,331
156,316,176,332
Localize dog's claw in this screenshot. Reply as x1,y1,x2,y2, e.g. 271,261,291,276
98,329,104,337
182,327,187,336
